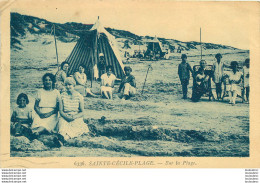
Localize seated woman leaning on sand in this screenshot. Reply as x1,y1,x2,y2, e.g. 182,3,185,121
31,73,60,136
55,61,69,93
58,77,89,140
73,64,97,97
118,66,136,100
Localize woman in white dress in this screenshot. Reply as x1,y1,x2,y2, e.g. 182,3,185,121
228,61,243,105
58,77,89,140
32,73,61,135
73,65,97,97
100,65,116,99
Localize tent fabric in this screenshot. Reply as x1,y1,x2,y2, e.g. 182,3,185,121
146,37,163,53
66,19,125,79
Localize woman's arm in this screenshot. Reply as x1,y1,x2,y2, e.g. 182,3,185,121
11,110,17,122
72,96,84,119
61,71,67,82
58,96,74,122
34,98,57,119
111,79,115,88
188,63,195,78
237,73,243,84
101,78,105,86
34,99,43,117
127,75,136,88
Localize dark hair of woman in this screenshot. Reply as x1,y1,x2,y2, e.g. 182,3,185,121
60,61,69,70
42,73,56,89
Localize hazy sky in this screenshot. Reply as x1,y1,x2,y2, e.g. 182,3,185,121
11,0,259,50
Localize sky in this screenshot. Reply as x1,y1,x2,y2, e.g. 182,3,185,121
11,0,259,50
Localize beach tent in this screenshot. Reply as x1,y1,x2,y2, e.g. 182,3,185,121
66,17,125,79
145,36,165,58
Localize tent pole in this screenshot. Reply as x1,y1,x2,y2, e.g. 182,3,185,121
200,27,202,60
141,65,152,95
53,24,59,71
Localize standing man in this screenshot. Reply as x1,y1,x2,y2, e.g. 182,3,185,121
178,54,193,99
213,53,224,100
98,53,106,79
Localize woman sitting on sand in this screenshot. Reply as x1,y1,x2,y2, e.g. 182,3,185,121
73,65,97,97
55,61,69,93
32,73,60,135
58,77,89,140
118,66,136,100
100,65,116,99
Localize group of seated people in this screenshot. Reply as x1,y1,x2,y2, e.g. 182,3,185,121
11,53,250,143
11,61,137,142
178,53,250,105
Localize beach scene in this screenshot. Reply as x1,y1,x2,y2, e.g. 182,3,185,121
10,11,249,157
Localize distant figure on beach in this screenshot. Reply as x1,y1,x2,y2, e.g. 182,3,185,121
55,61,69,93
11,93,33,137
32,73,60,136
58,77,89,140
191,60,212,102
100,65,116,99
213,53,224,100
227,61,243,105
242,59,250,103
178,54,193,99
118,66,136,100
73,65,97,97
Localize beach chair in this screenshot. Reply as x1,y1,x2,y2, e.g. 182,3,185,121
192,65,215,101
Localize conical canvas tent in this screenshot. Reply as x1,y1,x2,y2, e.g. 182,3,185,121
144,36,166,59
146,36,163,54
66,18,125,79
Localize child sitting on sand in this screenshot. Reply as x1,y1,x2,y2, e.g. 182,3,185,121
118,66,136,100
11,93,33,136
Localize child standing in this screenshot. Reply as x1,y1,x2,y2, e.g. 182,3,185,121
11,93,33,136
178,54,193,99
243,59,250,103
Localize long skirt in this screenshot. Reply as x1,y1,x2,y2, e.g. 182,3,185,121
58,115,89,140
191,82,209,102
32,110,59,133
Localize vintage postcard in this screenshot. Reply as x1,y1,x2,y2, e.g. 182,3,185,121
0,0,259,168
